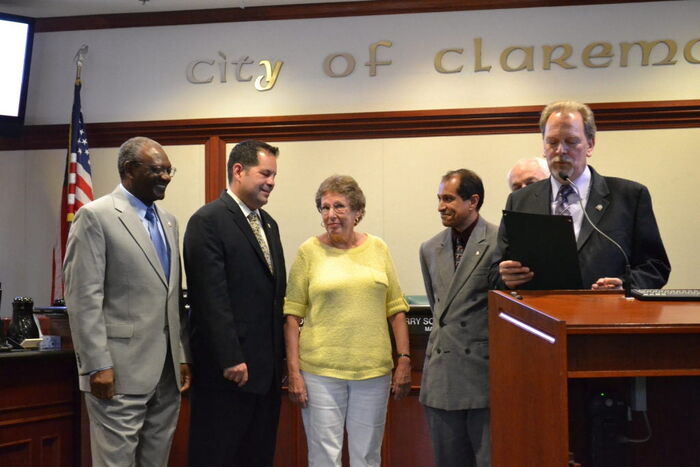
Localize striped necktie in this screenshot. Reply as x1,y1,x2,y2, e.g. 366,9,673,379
248,212,273,273
454,237,465,270
555,185,575,216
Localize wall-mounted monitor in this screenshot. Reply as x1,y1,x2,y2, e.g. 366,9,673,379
0,12,34,136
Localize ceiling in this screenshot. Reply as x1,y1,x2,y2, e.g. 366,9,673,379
0,0,365,18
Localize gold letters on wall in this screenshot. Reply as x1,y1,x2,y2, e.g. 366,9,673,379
185,37,700,90
434,37,700,73
186,51,283,91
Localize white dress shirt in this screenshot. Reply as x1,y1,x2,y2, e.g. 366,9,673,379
549,166,591,241
226,188,270,251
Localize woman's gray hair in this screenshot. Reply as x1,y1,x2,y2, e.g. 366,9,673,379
315,175,366,224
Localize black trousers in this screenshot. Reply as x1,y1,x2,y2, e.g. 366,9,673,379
187,384,281,467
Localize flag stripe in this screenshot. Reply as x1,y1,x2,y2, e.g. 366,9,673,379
51,80,93,304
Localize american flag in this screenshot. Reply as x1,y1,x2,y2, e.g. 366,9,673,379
51,80,93,303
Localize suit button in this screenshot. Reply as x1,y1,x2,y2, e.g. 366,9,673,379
460,321,466,327
437,348,442,354
465,348,471,354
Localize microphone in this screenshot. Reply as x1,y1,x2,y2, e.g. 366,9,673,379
559,172,632,297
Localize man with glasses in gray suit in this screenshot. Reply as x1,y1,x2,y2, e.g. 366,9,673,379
64,136,191,467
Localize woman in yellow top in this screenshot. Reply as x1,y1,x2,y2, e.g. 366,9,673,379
284,175,411,467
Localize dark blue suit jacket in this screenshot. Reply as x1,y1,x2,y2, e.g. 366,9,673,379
184,191,286,394
493,166,670,289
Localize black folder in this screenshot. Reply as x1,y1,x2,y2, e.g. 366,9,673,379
502,210,582,290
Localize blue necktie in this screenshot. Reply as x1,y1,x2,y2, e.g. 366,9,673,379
555,185,575,216
145,206,170,281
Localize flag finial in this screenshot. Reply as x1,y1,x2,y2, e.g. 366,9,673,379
73,44,89,81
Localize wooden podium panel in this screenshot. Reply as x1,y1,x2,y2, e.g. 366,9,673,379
489,290,700,466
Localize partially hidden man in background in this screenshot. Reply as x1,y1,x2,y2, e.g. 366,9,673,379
419,169,500,467
507,157,550,192
495,100,670,291
184,140,286,466
64,136,191,467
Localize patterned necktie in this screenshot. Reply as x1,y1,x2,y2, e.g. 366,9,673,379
454,237,465,270
555,184,575,216
248,212,273,272
145,206,170,281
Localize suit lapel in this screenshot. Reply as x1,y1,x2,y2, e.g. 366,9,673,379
532,179,553,214
157,207,178,287
441,217,489,319
221,192,273,278
111,187,168,287
260,209,280,276
577,167,610,250
433,229,455,308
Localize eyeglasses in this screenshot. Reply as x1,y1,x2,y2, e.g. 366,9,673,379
319,203,349,214
132,162,177,177
148,166,176,177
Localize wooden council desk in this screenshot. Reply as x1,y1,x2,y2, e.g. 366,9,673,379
0,349,80,467
1,306,436,467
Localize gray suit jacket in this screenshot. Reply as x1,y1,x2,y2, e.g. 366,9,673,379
418,216,499,411
64,186,190,394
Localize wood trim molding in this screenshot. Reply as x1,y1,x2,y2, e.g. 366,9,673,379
3,100,700,152
34,0,664,33
204,136,227,202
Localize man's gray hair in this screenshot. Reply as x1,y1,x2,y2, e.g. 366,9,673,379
506,157,550,188
117,136,159,178
539,100,596,142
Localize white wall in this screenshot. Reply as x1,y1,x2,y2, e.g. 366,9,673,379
2,1,700,316
0,145,204,317
24,1,700,124
0,151,27,317
2,128,698,316
264,130,698,295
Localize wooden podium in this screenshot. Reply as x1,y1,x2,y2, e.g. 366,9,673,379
489,290,700,466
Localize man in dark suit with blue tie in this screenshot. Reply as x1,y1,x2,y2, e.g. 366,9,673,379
495,100,670,290
184,140,286,466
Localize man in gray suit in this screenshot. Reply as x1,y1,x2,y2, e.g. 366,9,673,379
64,136,191,467
419,169,499,467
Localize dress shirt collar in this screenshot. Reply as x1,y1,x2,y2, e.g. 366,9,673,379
226,188,259,220
120,183,152,221
451,214,479,247
550,165,592,204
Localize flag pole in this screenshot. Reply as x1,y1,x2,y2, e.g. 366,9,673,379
51,44,93,304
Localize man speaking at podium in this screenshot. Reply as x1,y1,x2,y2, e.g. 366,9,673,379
495,100,670,291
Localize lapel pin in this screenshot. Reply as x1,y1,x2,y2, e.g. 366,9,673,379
167,221,172,227
266,223,271,228
475,250,480,256
596,204,603,211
